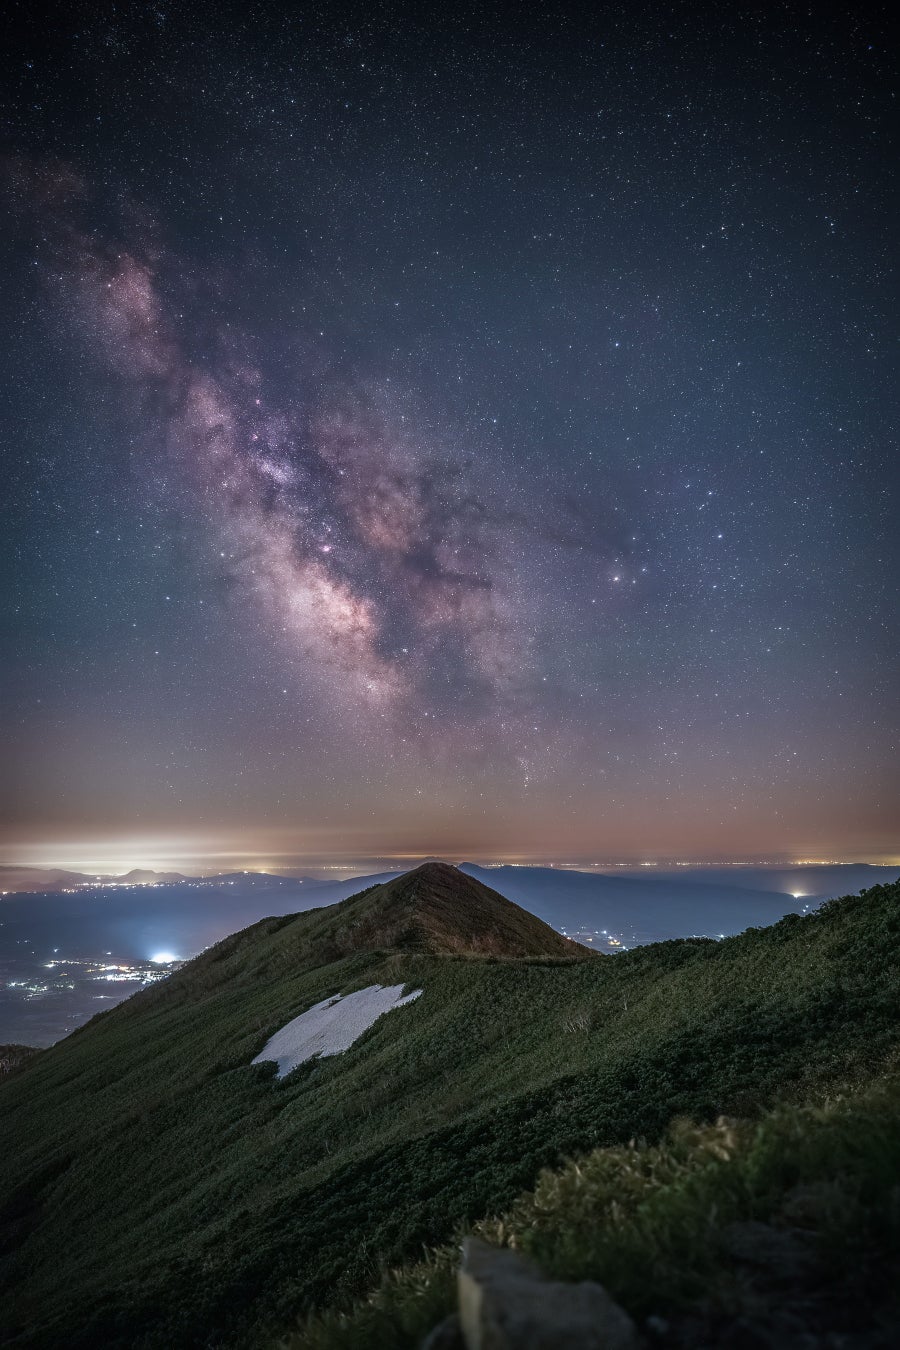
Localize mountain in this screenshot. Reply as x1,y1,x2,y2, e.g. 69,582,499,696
0,866,189,893
300,861,581,959
0,866,92,894
115,869,188,885
458,863,810,941
0,866,399,898
0,871,898,1349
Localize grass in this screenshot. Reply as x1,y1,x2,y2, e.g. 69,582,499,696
295,1066,900,1348
0,877,897,1347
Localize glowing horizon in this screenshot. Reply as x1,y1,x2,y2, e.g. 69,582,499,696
2,829,897,881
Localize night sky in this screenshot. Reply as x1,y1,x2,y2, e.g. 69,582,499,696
2,2,897,873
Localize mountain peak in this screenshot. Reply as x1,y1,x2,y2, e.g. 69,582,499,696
314,861,585,960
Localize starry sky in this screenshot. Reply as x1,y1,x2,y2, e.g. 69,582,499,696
1,1,897,873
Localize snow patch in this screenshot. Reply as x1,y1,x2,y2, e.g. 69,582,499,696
252,983,423,1079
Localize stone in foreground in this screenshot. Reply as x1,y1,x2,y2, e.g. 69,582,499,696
456,1236,641,1349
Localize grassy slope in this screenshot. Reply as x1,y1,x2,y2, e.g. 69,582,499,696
0,881,898,1348
298,1069,900,1348
311,861,580,959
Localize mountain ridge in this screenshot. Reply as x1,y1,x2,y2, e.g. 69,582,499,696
1,876,898,1349
303,861,586,960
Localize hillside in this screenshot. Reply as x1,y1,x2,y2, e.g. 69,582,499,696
299,861,581,959
0,872,898,1348
298,1071,900,1348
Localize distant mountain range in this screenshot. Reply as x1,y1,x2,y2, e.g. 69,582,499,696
0,863,406,895
3,858,897,901
0,865,192,893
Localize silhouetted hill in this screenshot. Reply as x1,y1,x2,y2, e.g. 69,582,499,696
0,866,192,893
116,869,187,885
0,866,91,894
303,861,583,959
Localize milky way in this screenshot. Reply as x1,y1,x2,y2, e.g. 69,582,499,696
1,5,896,865
18,165,529,723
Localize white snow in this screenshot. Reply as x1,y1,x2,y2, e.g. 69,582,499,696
251,983,423,1079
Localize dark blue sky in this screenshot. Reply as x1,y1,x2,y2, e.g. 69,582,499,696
1,1,897,870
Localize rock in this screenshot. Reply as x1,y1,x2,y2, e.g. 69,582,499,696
457,1236,641,1349
421,1313,465,1349
0,1044,40,1077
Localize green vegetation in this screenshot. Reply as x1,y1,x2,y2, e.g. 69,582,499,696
287,860,582,961
297,1070,900,1348
0,869,898,1348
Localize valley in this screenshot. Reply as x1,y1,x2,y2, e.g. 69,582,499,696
3,861,896,1046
